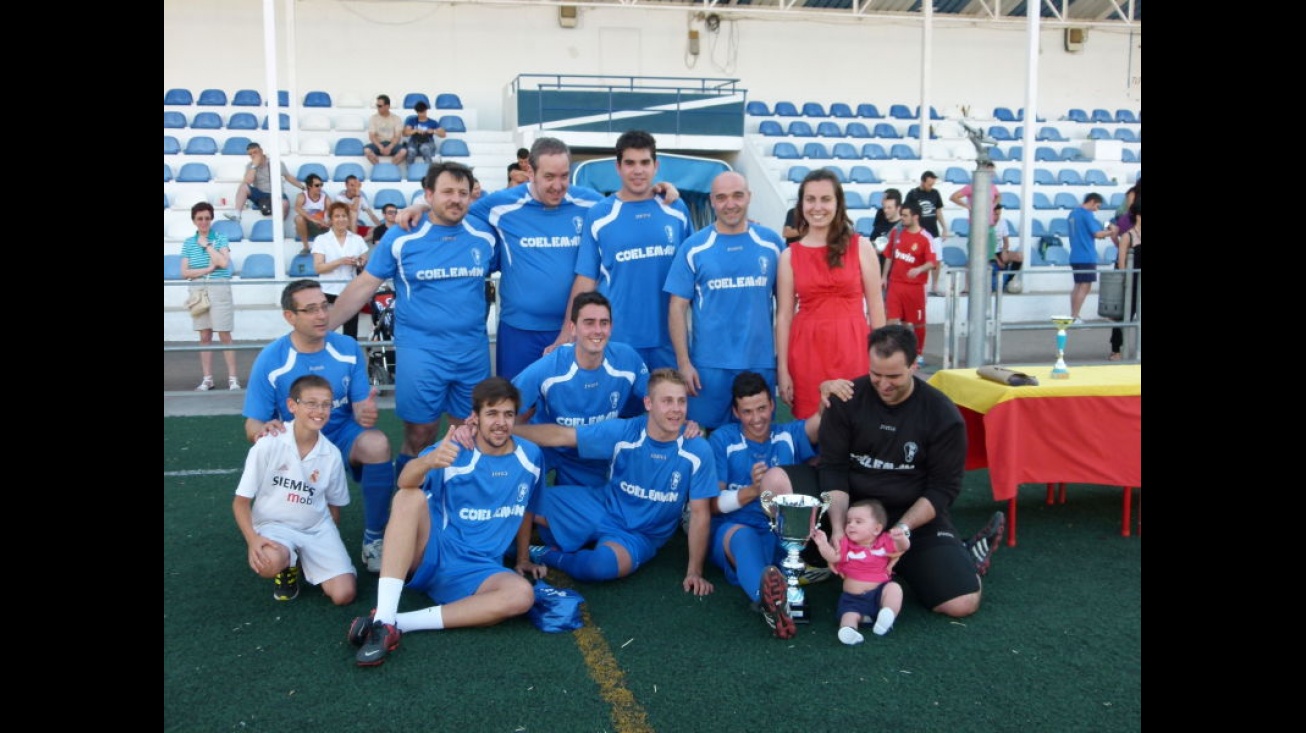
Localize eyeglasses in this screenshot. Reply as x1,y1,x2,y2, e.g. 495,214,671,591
293,302,333,315
295,399,333,411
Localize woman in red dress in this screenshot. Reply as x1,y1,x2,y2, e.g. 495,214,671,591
776,169,886,419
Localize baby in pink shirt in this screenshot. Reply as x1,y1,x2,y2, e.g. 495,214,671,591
812,498,910,645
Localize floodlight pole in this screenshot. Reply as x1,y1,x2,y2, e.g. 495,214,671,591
966,130,995,367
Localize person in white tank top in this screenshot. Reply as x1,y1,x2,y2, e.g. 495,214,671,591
294,173,333,250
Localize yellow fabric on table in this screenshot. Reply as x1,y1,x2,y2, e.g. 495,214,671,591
928,364,1141,414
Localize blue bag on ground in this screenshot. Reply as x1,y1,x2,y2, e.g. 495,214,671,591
529,581,585,633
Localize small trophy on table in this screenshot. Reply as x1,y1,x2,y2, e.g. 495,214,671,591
1050,315,1075,379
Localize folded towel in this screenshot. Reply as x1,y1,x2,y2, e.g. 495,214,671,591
977,366,1039,386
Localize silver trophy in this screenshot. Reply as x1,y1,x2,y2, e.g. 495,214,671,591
760,490,832,624
1050,315,1075,379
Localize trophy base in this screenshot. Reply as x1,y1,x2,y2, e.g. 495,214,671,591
1049,371,1070,380
789,602,813,624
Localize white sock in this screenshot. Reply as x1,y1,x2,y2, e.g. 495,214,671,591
873,608,896,636
396,605,444,632
374,576,405,625
838,626,864,646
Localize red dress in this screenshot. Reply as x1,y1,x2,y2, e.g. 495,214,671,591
788,235,869,419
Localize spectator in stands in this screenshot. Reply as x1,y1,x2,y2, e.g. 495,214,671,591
991,203,1023,292
324,162,497,496
367,203,399,246
665,171,785,429
244,280,396,575
881,201,938,368
294,173,333,253
227,142,303,223
948,167,1020,292
336,174,381,236
506,147,532,185
905,171,949,296
181,201,241,392
403,101,446,165
470,176,483,201
562,130,694,382
232,374,357,606
1067,192,1114,323
364,94,407,165
312,202,371,340
782,204,801,242
1109,203,1141,361
776,168,886,419
1110,185,1137,248
868,187,904,273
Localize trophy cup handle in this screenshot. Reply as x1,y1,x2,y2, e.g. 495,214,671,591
816,491,832,525
760,490,776,519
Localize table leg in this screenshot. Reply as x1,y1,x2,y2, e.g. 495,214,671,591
1007,496,1017,547
1121,486,1133,537
1045,483,1055,505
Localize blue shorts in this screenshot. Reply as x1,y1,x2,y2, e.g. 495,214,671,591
364,141,399,156
496,323,560,383
1071,262,1098,283
536,483,659,570
324,418,367,482
394,345,489,425
689,367,775,430
837,587,888,622
406,532,514,605
247,187,288,206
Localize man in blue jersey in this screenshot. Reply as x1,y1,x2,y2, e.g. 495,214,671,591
1066,192,1114,323
327,162,498,490
395,137,682,383
511,369,717,595
562,131,694,380
512,290,649,487
707,371,850,639
243,280,396,573
665,171,784,429
347,377,545,668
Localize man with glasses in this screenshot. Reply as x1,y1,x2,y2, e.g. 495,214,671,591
227,141,303,223
364,94,407,166
293,174,333,254
244,280,397,574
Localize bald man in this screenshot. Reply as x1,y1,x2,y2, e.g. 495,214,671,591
664,171,785,429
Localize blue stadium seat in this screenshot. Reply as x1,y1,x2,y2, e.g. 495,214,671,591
226,112,258,130
829,102,854,118
1013,126,1025,138
303,90,333,107
1057,169,1085,186
855,217,875,237
888,104,913,119
435,93,463,109
1044,246,1070,266
1065,108,1089,123
1085,169,1112,186
941,246,969,268
907,123,935,139
849,165,880,184
889,144,918,160
872,123,900,139
164,164,173,182
296,163,329,182
439,115,467,133
262,113,291,131
190,111,223,130
832,142,860,160
989,147,1007,162
844,191,868,210
334,138,366,156
746,100,771,116
249,220,275,242
1036,126,1066,142
758,120,784,137
333,162,367,182
222,136,252,155
439,139,470,157
1122,149,1138,163
802,102,827,118
1032,192,1055,210
773,101,799,117
856,103,884,119
869,191,884,209
1088,127,1112,140
1054,193,1080,210
372,188,407,210
1000,191,1020,210
1107,192,1126,209
988,125,1014,141
1000,168,1021,185
816,121,842,137
844,122,871,138
164,111,187,129
821,166,848,184
1113,128,1140,143
1050,219,1071,238
371,162,403,181
1115,109,1139,124
915,105,944,120
1033,168,1056,186
212,219,243,243
786,166,810,184
197,88,228,106
183,136,218,155
1006,145,1023,161
1090,108,1113,123
1059,146,1086,162
164,254,184,280
176,162,212,182
787,120,814,137
802,142,830,159
164,88,194,106
772,142,801,159
231,89,262,106
1030,219,1047,237
993,107,1018,122
164,136,181,155
240,253,275,279
952,219,970,237
860,143,889,160
402,92,430,110
944,167,970,185
1034,146,1059,162
276,90,290,107
407,161,430,182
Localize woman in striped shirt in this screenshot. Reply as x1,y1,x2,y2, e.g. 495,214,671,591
180,201,241,391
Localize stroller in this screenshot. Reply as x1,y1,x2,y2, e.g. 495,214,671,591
366,285,396,387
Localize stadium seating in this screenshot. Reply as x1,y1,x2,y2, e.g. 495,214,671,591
164,89,194,106
227,113,258,130
786,166,810,183
1000,191,1020,210
1113,128,1140,143
989,148,1007,162
1034,146,1059,162
403,92,429,109
1090,108,1113,123
176,162,212,183
371,162,403,181
773,101,799,117
439,115,467,133
988,125,1014,141
844,191,868,210
197,89,228,106
183,136,218,155
787,121,814,137
868,191,884,209
372,189,407,210
1057,169,1085,186
334,138,366,156
1085,169,1112,186
856,103,884,119
944,167,970,185
772,141,800,159
855,217,875,237
408,162,430,182
758,120,784,136
164,136,181,155
240,254,276,279
746,100,771,116
889,144,918,160
993,107,1018,122
249,220,275,242
1088,127,1112,140
222,136,252,155
816,121,842,138
296,163,329,182
1115,109,1139,124
163,254,184,280
1044,246,1070,266
212,220,244,243
1066,109,1089,123
435,93,463,109
860,143,889,160
844,122,871,138
333,162,367,182
1032,192,1055,210
802,102,827,117
1059,146,1086,162
914,105,943,120
832,142,859,160
849,165,880,184
821,166,848,184
1036,126,1066,142
164,111,187,129
191,112,223,130
439,139,470,157
164,164,173,182
829,103,854,118
1122,149,1138,163
873,123,900,139
231,89,262,106
952,219,970,237
941,246,969,268
262,113,291,131
802,142,829,159
888,104,912,119
303,90,333,107
1054,192,1080,210
1000,169,1021,185
300,114,332,132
